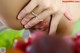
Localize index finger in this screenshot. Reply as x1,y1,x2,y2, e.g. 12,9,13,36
18,0,38,20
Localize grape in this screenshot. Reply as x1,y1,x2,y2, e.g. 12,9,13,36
28,34,73,53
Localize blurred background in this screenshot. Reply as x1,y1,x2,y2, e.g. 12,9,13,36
0,19,80,48
0,22,30,48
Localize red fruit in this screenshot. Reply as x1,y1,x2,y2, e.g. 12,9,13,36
63,36,74,45
25,37,32,47
73,33,80,53
63,34,80,53
13,38,26,51
24,37,33,53
25,30,46,53
28,35,73,53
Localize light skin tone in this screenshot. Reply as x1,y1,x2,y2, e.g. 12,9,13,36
0,0,29,29
18,0,80,35
0,0,80,36
17,0,66,34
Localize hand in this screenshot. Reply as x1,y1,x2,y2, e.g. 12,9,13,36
17,0,63,29
29,16,51,33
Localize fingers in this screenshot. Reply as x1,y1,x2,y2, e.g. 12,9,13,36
21,14,34,25
34,16,50,32
49,11,63,35
32,5,44,14
18,0,38,19
24,8,55,28
21,6,44,25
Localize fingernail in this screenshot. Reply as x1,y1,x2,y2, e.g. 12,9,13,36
18,15,22,20
18,16,20,19
25,25,30,28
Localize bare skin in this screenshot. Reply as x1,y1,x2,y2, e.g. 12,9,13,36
0,0,80,36
0,0,29,29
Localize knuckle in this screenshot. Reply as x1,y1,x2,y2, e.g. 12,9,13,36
28,14,34,18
